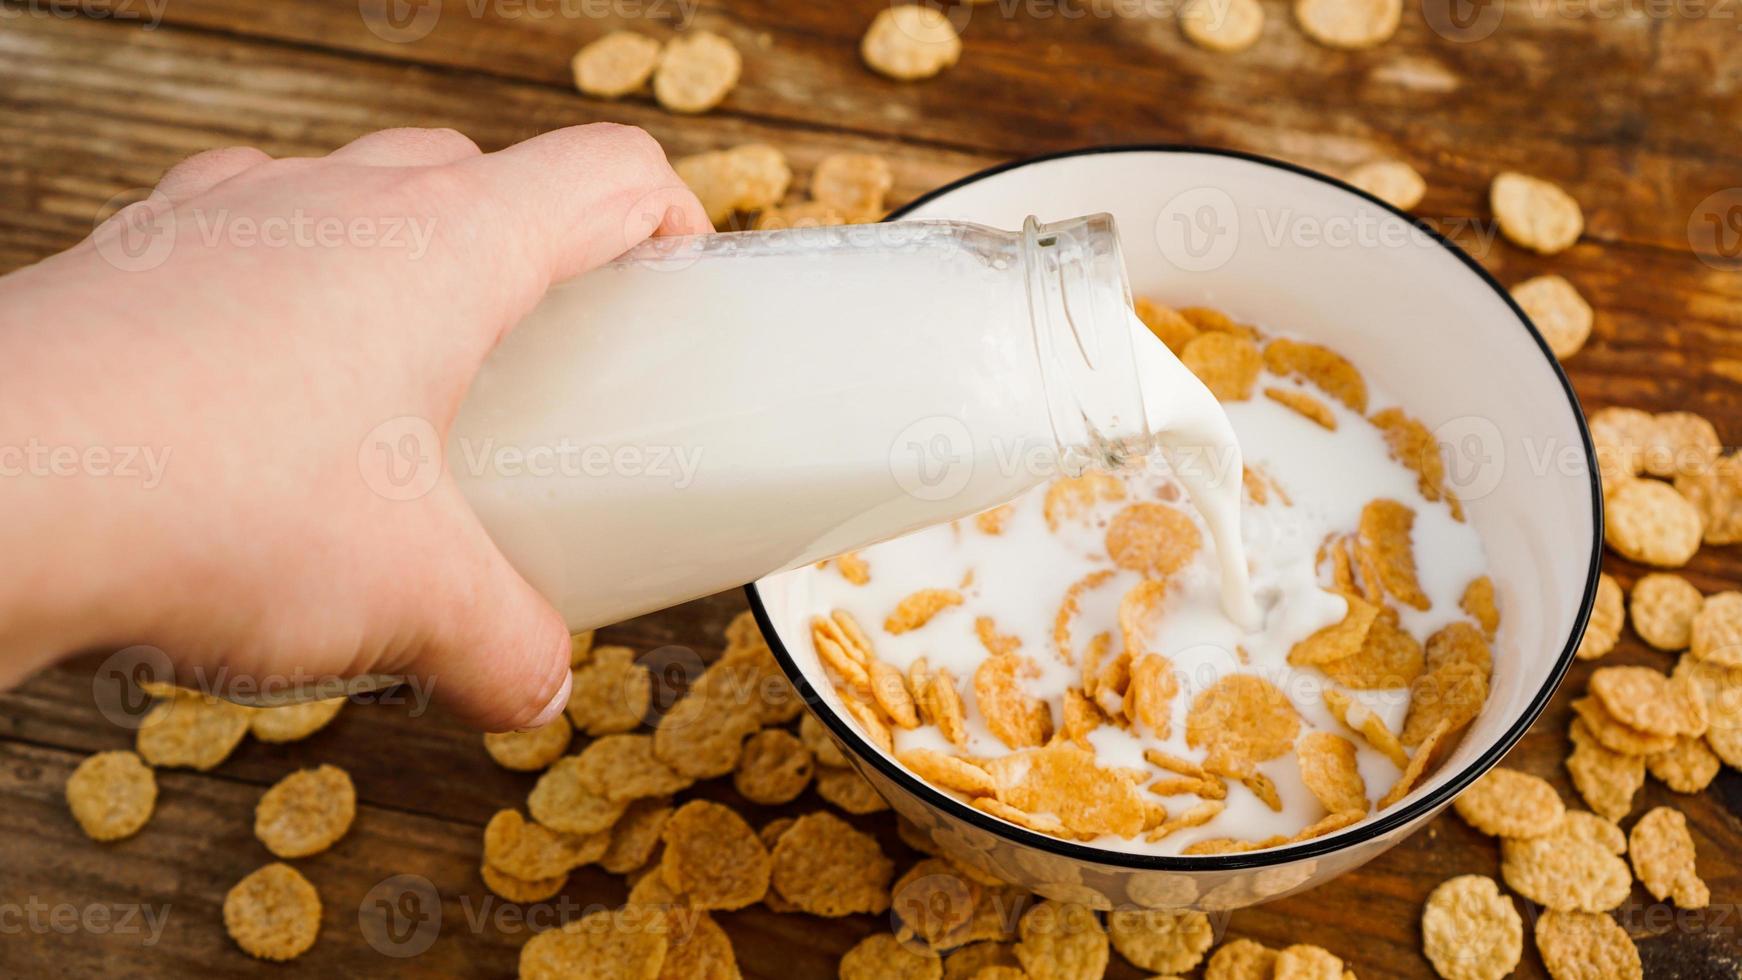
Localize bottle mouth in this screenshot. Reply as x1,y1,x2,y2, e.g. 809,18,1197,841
1021,213,1151,475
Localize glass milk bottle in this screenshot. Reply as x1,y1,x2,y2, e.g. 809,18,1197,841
451,214,1186,632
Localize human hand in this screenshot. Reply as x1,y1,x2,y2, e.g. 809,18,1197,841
0,123,708,730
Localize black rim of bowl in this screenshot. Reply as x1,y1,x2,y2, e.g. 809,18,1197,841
745,143,1605,873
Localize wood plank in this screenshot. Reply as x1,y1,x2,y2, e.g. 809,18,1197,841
58,0,1742,257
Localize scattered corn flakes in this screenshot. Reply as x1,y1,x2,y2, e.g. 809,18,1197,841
943,941,1022,980
518,908,668,980
1181,332,1262,401
1273,944,1345,980
1565,718,1644,821
893,858,981,946
1604,477,1703,567
659,800,770,910
65,750,156,842
135,694,252,770
1630,573,1702,651
480,862,567,904
1675,453,1742,545
1015,900,1108,980
1451,766,1563,838
1576,572,1625,660
652,689,761,779
770,811,893,916
1690,591,1742,667
580,733,694,802
1510,274,1593,360
1533,909,1642,980
1589,665,1707,738
1570,697,1675,755
1107,908,1214,974
1344,159,1426,210
653,30,740,113
656,908,739,979
1641,411,1721,479
1297,732,1369,815
1499,830,1631,912
811,153,894,223
249,697,345,743
1646,735,1720,793
1491,172,1584,254
817,764,891,814
1548,810,1627,855
1180,0,1265,51
676,144,791,225
1628,805,1708,908
1204,938,1277,980
223,863,321,961
733,728,814,805
841,932,943,980
572,31,661,98
527,756,629,834
1420,875,1522,980
567,645,651,735
484,716,573,772
600,798,674,875
254,764,355,859
484,808,606,879
861,5,962,80
570,630,596,666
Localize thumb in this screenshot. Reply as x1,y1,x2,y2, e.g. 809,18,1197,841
400,486,572,732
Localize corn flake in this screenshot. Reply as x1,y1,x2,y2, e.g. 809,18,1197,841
483,716,572,772
518,908,668,980
1204,938,1277,980
1451,766,1562,838
1499,830,1631,912
254,764,355,859
1181,332,1262,401
1628,805,1708,908
572,31,661,98
1323,688,1409,768
135,694,252,770
1296,732,1368,815
567,645,651,736
658,800,769,910
1577,572,1625,660
888,589,965,634
1107,908,1213,975
1630,573,1702,651
676,144,790,225
1491,172,1584,254
1370,407,1461,519
600,798,674,875
1273,944,1344,980
1135,299,1200,354
224,863,321,962
249,697,345,743
1185,674,1300,772
1015,900,1108,980
1106,502,1203,579
1345,159,1426,210
485,808,607,880
65,750,156,842
1264,386,1337,430
841,932,943,980
653,30,740,113
770,811,893,916
527,757,629,835
733,728,814,805
899,748,997,797
1511,274,1593,360
1589,665,1707,738
817,764,891,814
1675,453,1742,545
1565,718,1644,821
1262,338,1368,412
1420,875,1522,980
1357,499,1429,610
861,5,961,80
811,153,894,223
1604,478,1703,567
1533,910,1642,980
1691,591,1742,667
481,862,567,904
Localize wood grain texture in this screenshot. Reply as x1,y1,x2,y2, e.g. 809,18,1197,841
0,0,1740,976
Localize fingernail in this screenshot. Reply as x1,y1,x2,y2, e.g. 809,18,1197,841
520,670,571,731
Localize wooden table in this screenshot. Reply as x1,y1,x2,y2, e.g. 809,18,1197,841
2,0,1740,975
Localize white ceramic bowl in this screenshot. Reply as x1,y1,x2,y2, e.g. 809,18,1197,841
749,147,1602,910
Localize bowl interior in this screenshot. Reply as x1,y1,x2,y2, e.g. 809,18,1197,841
755,147,1599,860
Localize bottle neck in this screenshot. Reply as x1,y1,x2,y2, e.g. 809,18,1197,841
1022,214,1152,475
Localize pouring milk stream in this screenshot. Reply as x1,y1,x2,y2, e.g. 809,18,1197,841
449,215,1262,636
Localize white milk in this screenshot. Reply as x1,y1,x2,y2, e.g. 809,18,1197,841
451,219,1257,632
781,325,1490,855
